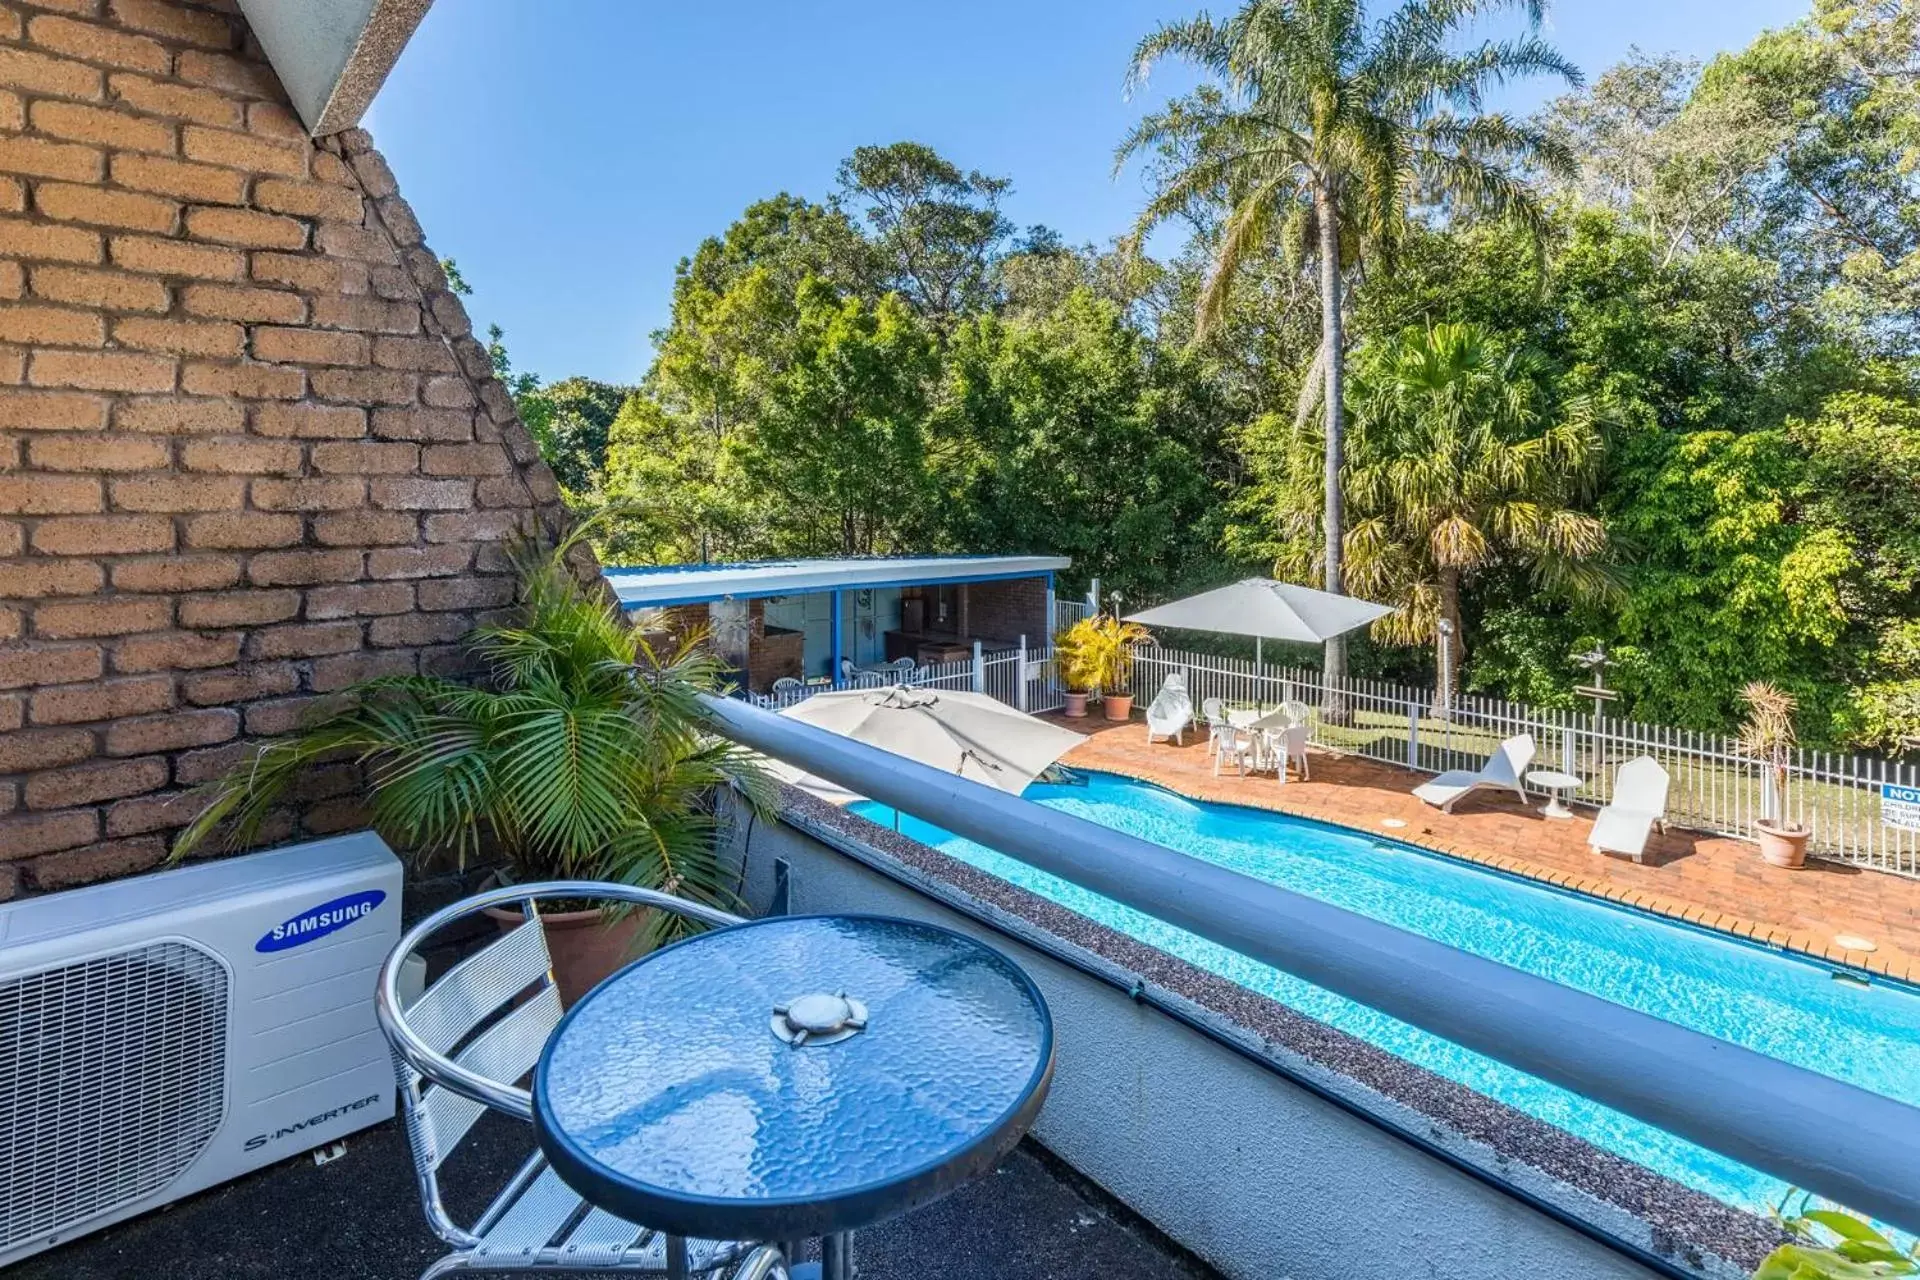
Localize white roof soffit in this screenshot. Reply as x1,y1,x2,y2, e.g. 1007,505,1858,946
236,0,433,136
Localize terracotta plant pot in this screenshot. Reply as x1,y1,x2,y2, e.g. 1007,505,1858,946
1103,693,1134,721
485,901,651,1007
1755,820,1811,869
1063,692,1089,718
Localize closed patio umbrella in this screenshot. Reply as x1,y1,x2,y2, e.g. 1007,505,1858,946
771,685,1085,804
1124,578,1393,663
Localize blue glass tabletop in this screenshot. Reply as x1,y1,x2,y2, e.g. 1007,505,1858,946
532,914,1054,1240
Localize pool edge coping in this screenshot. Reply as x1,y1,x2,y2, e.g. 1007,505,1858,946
758,783,1785,1280
1069,751,1917,987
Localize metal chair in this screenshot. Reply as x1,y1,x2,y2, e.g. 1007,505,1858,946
375,882,795,1280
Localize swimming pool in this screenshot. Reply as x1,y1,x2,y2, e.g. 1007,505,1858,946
850,772,1920,1217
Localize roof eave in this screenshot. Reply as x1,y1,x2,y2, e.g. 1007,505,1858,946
236,0,433,136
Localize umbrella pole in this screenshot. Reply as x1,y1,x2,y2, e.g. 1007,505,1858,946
1255,637,1262,668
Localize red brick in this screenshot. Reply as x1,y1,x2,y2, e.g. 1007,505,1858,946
105,788,196,837
30,671,171,722
173,49,278,99
315,220,397,264
310,649,415,691
0,558,102,597
176,438,298,475
311,509,417,547
109,473,243,511
417,576,516,612
106,72,240,128
309,440,416,474
29,264,169,312
112,315,241,357
0,643,101,689
0,391,107,433
179,282,303,323
251,251,365,294
109,151,245,204
310,366,414,404
0,725,95,772
30,99,173,156
372,406,471,441
0,216,102,264
246,101,305,142
27,14,170,73
0,808,100,858
181,124,304,178
173,739,255,784
32,595,169,638
253,177,363,222
36,181,178,233
249,400,364,438
179,660,296,706
371,334,457,372
180,359,303,400
180,510,300,550
113,395,242,433
177,588,301,629
367,611,469,647
310,294,418,334
30,835,166,889
0,301,103,347
367,543,471,579
27,434,168,471
246,620,363,660
369,476,469,510
244,694,348,736
107,0,234,49
113,629,241,672
0,473,101,514
111,554,239,592
0,46,106,102
248,476,362,511
0,133,102,182
24,755,168,808
252,325,367,367
304,580,412,619
425,510,523,543
247,548,363,587
421,374,475,409
186,205,305,249
111,233,243,279
422,443,510,476
28,347,174,392
31,513,172,554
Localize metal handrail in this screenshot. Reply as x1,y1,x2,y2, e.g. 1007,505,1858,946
701,693,1920,1235
374,881,743,1120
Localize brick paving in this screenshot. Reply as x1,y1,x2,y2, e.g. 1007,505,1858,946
1047,713,1920,984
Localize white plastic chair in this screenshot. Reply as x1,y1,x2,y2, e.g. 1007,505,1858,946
1145,673,1193,746
375,882,795,1280
1267,724,1310,785
1590,756,1670,862
1413,734,1535,813
770,676,805,704
1213,723,1257,776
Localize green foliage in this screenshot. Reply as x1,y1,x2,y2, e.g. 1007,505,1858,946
173,522,775,935
1751,1194,1918,1279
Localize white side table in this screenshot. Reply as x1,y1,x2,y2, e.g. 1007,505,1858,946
1525,769,1584,820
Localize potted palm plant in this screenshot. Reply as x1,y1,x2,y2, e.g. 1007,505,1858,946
1056,615,1150,721
174,521,774,1004
1737,681,1811,869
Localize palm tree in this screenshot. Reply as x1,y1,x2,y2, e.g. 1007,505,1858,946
1339,322,1612,708
1119,0,1580,682
175,519,774,938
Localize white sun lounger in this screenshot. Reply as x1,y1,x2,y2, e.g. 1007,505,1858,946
1146,672,1193,746
1589,756,1669,862
1413,733,1534,813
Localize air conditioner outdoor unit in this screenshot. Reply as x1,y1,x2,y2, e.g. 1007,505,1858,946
0,833,403,1265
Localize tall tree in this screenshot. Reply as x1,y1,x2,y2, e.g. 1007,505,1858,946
1119,0,1580,683
835,142,1014,326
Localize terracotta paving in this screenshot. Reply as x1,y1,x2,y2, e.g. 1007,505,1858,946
1044,713,1920,984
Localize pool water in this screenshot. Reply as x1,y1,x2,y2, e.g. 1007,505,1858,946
850,773,1920,1217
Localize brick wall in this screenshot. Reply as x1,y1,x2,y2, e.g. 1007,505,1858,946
0,0,578,896
966,576,1048,647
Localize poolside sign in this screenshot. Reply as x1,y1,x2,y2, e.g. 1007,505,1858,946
1885,783,1920,831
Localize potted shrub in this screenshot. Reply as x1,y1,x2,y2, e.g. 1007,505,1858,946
1737,681,1811,869
1056,615,1150,721
175,522,774,1004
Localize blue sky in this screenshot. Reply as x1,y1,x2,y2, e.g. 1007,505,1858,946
367,0,1809,386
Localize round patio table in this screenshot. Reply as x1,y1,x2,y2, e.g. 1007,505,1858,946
532,914,1054,1280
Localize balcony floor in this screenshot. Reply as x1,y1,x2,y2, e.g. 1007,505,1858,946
1050,712,1920,983
14,1118,1214,1280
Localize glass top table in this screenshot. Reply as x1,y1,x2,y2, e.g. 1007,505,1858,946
532,914,1054,1258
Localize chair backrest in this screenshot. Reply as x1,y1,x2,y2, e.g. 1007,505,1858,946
1201,697,1224,725
1281,699,1310,725
1162,671,1187,694
852,670,886,689
1487,734,1535,784
771,676,804,696
1615,756,1670,812
376,882,742,1244
890,657,918,674
1282,724,1310,756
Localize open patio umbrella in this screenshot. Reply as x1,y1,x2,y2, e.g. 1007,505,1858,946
771,685,1086,805
1124,578,1394,663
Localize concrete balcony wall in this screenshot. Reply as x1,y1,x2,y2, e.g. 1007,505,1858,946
728,802,1668,1280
